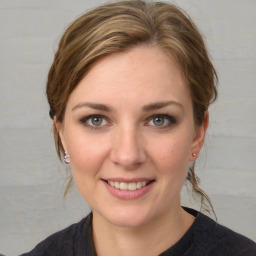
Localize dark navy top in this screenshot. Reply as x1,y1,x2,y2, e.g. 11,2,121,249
20,208,256,256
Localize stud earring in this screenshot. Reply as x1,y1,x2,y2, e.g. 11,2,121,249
64,151,70,164
192,153,197,157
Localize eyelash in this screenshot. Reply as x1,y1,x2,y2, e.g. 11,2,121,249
80,114,177,130
146,114,177,129
80,114,109,129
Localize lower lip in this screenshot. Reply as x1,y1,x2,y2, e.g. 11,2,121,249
103,181,155,200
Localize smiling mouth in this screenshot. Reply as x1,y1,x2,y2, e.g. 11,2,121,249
105,180,153,191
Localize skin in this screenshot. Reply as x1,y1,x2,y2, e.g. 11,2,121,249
57,45,208,256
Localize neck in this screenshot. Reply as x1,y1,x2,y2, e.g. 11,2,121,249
92,206,194,256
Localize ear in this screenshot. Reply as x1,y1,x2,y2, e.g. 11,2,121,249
54,116,67,152
189,111,209,162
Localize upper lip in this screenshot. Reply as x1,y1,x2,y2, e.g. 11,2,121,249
102,177,155,183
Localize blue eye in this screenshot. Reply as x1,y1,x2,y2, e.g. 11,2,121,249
147,114,176,128
152,116,165,126
90,116,104,126
80,115,108,128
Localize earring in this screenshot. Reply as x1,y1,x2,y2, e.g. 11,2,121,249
192,153,197,157
64,151,70,164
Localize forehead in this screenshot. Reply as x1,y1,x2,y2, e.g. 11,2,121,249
67,46,191,109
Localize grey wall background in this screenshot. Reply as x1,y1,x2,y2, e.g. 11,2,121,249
0,0,255,255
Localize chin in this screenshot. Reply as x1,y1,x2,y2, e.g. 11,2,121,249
96,205,153,228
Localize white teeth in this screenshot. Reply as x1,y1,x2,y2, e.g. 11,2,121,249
114,181,120,189
128,182,136,191
107,180,149,190
136,182,142,189
120,182,128,190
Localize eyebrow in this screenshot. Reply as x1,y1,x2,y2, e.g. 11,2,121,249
72,102,112,112
72,100,183,112
142,101,183,111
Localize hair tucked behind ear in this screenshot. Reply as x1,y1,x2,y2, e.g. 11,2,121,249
46,0,218,212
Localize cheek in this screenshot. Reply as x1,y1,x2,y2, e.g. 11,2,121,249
66,132,109,180
149,135,192,201
66,134,110,205
150,134,192,175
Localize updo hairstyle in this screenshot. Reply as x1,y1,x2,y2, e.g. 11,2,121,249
46,0,218,209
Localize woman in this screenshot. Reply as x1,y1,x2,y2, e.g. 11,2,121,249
21,1,256,255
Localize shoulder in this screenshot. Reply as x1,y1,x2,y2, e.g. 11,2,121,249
19,214,92,256
192,210,256,256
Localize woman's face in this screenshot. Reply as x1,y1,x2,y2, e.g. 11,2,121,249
58,46,206,227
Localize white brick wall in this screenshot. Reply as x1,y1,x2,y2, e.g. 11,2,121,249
0,1,255,255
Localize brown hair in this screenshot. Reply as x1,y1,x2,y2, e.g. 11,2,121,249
46,0,217,211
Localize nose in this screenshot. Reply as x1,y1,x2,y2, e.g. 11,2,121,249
109,126,147,169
